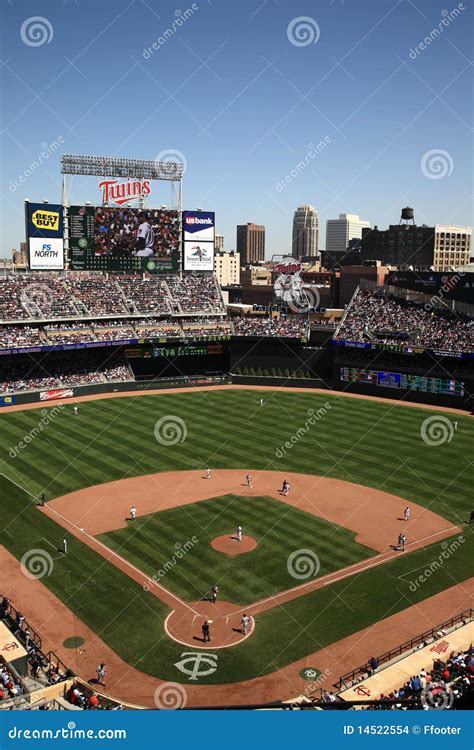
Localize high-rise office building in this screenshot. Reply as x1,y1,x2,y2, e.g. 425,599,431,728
215,233,225,251
292,205,319,259
236,223,265,265
325,213,370,256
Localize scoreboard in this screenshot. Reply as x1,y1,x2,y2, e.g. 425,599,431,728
340,367,464,396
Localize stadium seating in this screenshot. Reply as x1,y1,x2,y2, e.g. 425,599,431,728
335,289,474,353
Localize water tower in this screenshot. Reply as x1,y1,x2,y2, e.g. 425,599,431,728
399,207,415,225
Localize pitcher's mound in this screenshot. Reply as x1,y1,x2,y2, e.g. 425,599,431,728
211,534,257,555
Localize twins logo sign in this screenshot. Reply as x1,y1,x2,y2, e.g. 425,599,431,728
274,257,319,313
174,652,218,681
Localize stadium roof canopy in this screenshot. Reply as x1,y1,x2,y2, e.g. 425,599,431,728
61,154,183,181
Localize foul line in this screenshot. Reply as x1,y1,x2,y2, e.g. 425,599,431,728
42,503,200,616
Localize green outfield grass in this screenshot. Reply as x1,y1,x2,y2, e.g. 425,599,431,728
97,494,377,604
0,473,472,685
0,389,473,686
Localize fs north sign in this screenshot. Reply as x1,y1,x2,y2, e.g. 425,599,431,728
29,238,64,269
98,178,151,206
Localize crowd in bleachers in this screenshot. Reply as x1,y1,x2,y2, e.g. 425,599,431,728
166,274,225,314
0,273,225,321
335,289,474,353
232,315,308,338
0,353,132,394
369,646,473,710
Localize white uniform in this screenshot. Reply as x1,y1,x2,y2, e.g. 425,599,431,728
241,615,251,635
73,406,78,415
404,507,410,521
283,483,290,496
236,525,242,542
135,221,155,257
246,474,252,488
260,399,264,406
130,506,137,520
63,538,67,555
206,468,211,480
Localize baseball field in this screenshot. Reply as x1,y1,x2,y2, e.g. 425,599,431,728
0,386,472,705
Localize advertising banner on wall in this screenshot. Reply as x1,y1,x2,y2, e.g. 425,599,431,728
26,202,64,270
183,240,214,271
183,211,215,242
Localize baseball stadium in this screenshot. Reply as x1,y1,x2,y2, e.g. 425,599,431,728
0,157,473,713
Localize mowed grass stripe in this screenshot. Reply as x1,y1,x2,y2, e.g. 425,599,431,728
98,495,376,604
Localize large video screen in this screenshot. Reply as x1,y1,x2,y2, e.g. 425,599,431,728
69,206,180,273
340,367,464,396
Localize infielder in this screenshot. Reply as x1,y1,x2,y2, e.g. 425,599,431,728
130,506,137,521
398,533,406,551
403,507,410,521
246,474,253,488
205,468,211,480
241,614,251,635
236,525,242,542
283,481,290,496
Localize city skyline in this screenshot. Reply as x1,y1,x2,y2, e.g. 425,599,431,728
1,0,472,259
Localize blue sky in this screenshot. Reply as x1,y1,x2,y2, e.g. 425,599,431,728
1,0,472,258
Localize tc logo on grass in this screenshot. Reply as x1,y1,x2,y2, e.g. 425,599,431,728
174,652,218,681
154,682,187,709
154,415,187,446
287,549,320,580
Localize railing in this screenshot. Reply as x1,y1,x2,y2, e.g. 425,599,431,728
335,608,473,690
1,595,71,680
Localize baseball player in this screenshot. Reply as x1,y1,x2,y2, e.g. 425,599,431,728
130,506,137,521
73,406,78,415
403,507,410,521
246,474,253,488
205,468,211,480
96,662,107,686
259,398,264,407
241,614,251,635
133,212,155,257
202,621,211,643
236,525,242,542
283,481,290,496
398,533,406,551
211,584,219,604
62,537,68,555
